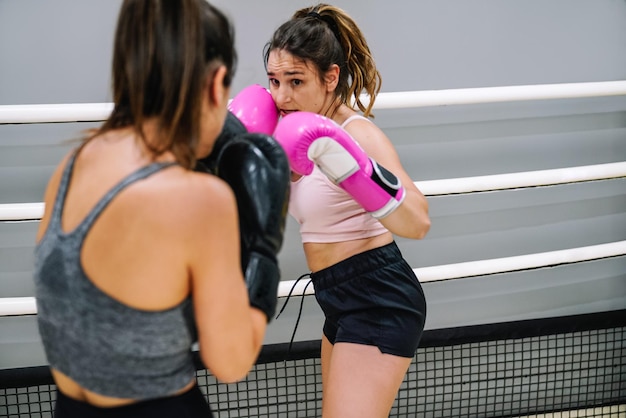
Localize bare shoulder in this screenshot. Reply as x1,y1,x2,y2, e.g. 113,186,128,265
123,167,237,236
342,116,396,159
159,169,236,221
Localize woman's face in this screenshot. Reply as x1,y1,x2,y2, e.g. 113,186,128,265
266,49,336,118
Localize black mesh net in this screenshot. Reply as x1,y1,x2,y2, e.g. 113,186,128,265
2,313,625,418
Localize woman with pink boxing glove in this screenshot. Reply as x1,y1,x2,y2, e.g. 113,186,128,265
266,3,431,417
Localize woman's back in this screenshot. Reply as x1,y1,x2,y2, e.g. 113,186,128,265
32,1,281,415
37,128,228,311
35,128,247,407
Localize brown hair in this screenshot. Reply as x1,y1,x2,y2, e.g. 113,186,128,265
88,0,236,169
264,3,382,117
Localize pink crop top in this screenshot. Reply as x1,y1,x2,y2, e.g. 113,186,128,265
288,115,388,243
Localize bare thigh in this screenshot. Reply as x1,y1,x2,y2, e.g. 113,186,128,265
320,336,412,418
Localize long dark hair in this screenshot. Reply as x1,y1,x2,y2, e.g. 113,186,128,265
264,3,381,117
89,0,236,169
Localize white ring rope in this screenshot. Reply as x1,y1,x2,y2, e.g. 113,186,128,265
2,241,624,317
2,162,625,221
0,102,114,124
276,241,626,299
366,80,626,110
1,81,625,124
416,162,626,196
0,202,44,222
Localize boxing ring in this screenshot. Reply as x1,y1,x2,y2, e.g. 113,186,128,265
1,81,625,417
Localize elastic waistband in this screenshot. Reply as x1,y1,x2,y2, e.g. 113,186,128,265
310,241,402,290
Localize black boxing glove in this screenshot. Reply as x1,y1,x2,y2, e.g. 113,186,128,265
214,133,290,322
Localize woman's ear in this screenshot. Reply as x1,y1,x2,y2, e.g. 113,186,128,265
207,65,229,106
324,64,340,92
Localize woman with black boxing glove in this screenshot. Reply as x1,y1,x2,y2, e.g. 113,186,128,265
33,1,288,417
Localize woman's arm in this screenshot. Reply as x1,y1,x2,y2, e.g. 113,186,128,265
186,174,266,383
344,119,430,239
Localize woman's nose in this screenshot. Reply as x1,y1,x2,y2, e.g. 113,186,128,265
274,85,290,106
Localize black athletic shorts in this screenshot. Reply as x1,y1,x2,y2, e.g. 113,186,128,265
54,384,212,418
310,241,427,358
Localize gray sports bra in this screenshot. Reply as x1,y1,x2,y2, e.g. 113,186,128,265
34,151,197,399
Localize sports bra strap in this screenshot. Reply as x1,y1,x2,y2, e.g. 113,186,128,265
340,114,371,129
49,150,178,238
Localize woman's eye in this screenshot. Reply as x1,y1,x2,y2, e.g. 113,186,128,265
292,79,302,86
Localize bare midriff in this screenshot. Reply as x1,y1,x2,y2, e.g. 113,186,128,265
303,231,393,273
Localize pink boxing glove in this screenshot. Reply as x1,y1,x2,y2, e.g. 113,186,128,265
273,111,405,219
228,84,279,135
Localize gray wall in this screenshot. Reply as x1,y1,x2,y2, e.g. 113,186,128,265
2,0,626,104
1,1,625,370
